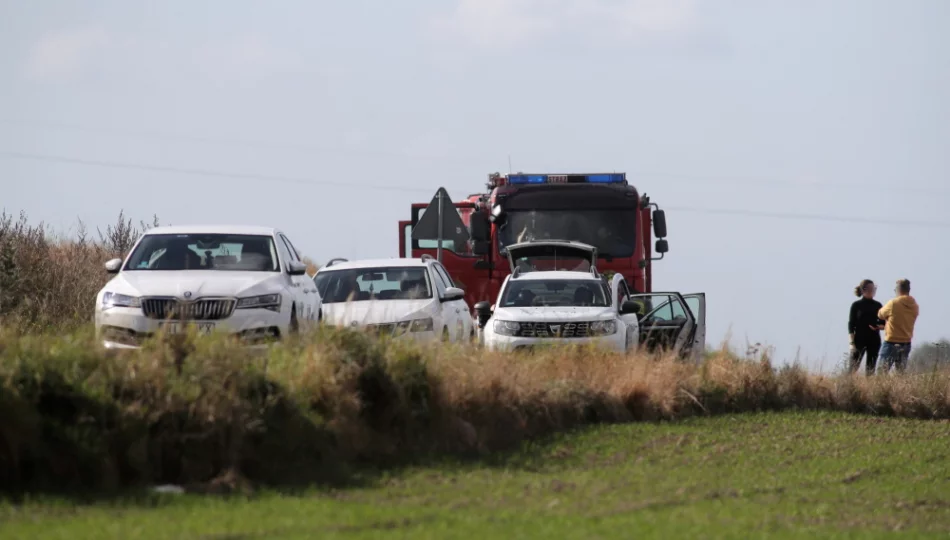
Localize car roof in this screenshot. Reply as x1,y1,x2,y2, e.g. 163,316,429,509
143,225,280,236
513,270,602,281
317,258,429,272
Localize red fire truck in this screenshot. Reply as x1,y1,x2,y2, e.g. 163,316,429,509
399,172,670,311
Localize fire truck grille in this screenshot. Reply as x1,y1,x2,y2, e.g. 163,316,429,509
515,321,591,339
141,298,236,320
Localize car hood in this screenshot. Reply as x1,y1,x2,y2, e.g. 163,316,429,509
104,270,282,298
323,299,435,326
494,306,616,322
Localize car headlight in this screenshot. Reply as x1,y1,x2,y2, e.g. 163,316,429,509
101,292,141,310
236,293,282,312
492,320,521,336
590,320,618,336
394,317,434,335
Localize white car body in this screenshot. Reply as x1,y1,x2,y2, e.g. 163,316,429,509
313,256,473,342
476,240,707,360
94,225,321,349
478,241,640,353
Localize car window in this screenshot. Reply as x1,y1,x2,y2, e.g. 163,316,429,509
616,280,630,307
637,294,688,322
279,235,300,262
500,279,609,308
124,233,280,272
315,266,432,303
433,263,455,288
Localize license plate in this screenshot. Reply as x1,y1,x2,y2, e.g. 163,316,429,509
158,322,215,335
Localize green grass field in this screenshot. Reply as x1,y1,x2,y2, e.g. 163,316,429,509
3,411,948,539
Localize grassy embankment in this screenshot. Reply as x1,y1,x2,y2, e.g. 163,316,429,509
2,210,949,537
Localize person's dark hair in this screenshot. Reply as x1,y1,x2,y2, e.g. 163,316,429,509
855,279,874,297
897,278,911,294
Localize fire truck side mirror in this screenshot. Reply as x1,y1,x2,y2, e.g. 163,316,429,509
470,212,490,241
474,301,492,328
652,209,668,238
472,241,490,256
655,239,669,254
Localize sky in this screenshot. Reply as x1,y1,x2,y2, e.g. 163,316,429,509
2,0,948,371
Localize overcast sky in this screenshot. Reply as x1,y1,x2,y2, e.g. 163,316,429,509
2,0,948,371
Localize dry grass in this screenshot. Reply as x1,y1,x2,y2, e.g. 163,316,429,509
0,211,318,332
2,210,948,496
1,326,948,496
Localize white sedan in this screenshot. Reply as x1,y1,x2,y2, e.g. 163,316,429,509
313,255,474,342
95,225,321,348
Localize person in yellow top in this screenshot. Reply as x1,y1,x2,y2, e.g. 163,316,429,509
877,279,919,373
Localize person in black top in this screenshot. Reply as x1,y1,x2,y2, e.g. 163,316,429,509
848,279,885,375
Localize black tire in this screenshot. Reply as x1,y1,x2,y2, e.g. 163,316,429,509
442,327,450,342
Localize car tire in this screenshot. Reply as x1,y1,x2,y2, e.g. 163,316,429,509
442,327,450,342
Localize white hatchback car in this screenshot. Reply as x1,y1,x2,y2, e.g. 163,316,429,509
476,241,640,353
313,255,474,342
95,225,321,348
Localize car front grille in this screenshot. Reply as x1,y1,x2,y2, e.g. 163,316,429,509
141,297,236,320
515,321,591,338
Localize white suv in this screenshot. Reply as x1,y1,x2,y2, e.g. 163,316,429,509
313,255,473,342
95,225,321,348
475,240,707,361
475,241,640,353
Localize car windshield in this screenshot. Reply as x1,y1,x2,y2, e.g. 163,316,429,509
499,209,637,258
124,233,279,271
315,267,432,303
500,279,609,308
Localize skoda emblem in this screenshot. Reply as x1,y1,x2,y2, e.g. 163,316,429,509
183,291,193,299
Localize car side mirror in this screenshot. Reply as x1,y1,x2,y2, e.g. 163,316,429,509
442,286,465,302
620,299,642,316
653,209,667,238
287,260,308,276
474,300,492,328
104,258,122,274
470,212,490,242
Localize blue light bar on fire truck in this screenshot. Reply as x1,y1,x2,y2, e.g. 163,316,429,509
506,173,626,185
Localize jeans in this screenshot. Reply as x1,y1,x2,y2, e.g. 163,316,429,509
879,341,912,373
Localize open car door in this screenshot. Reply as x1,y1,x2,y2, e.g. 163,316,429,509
505,240,598,274
683,293,706,363
627,292,696,357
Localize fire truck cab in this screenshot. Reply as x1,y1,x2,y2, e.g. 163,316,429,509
400,171,667,303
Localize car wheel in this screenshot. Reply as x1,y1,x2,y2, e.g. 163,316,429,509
441,327,450,342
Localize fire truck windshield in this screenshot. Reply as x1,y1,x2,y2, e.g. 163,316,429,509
499,209,637,258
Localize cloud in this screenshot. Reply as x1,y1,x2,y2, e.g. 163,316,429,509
24,26,111,81
429,0,699,50
190,34,306,78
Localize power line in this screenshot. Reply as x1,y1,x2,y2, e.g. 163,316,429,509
665,205,950,229
3,117,948,196
0,149,436,194
0,118,488,164
2,148,948,229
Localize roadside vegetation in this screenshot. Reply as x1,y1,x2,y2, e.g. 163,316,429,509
2,210,949,537
2,325,949,497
